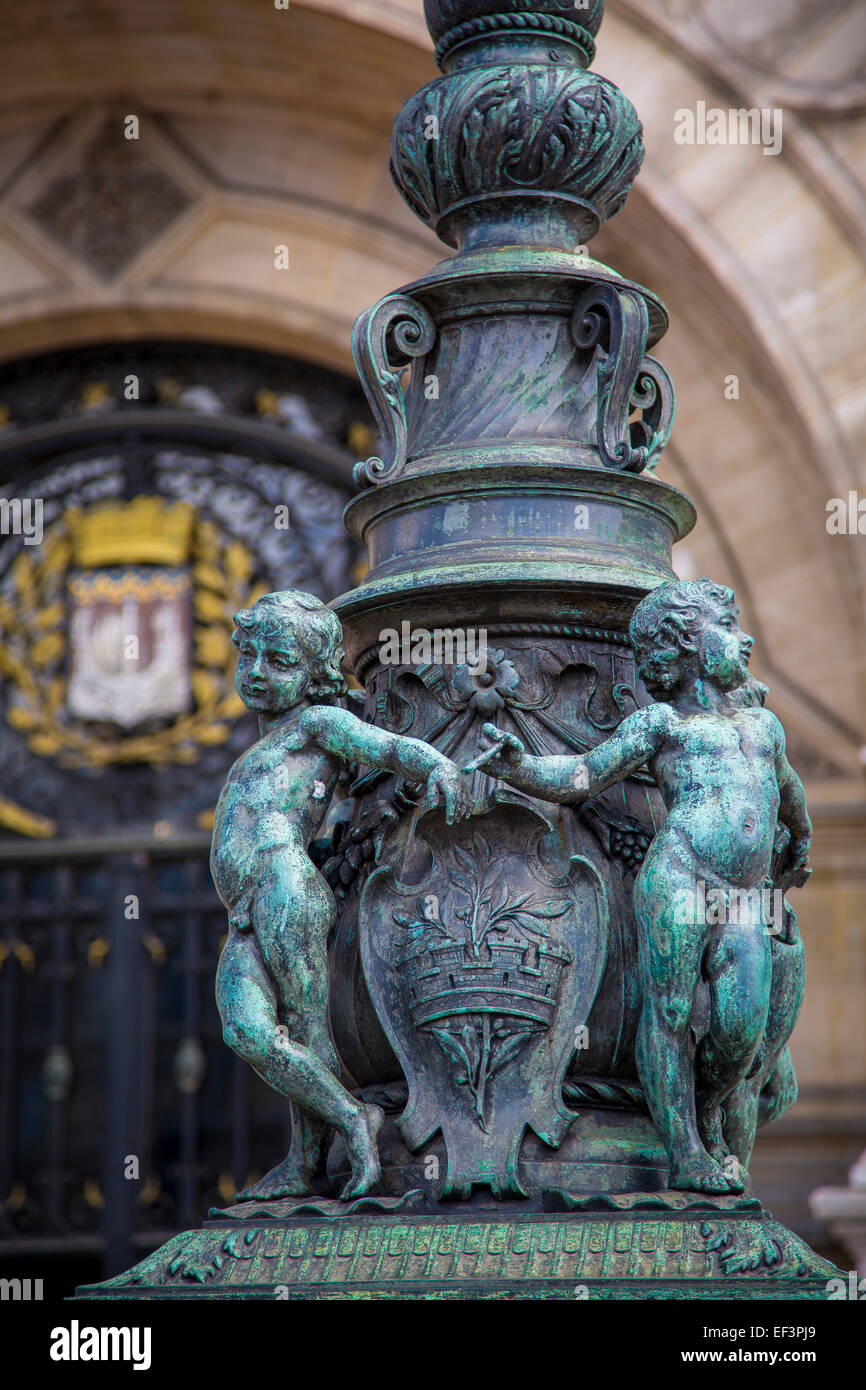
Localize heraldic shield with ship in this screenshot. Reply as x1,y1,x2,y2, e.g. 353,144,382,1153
80,0,845,1300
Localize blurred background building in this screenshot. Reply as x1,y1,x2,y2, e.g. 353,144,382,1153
0,0,863,1285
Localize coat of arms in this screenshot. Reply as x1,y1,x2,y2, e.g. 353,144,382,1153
0,495,257,768
360,800,609,1197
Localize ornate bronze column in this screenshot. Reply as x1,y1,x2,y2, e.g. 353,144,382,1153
328,0,693,1198
79,0,843,1300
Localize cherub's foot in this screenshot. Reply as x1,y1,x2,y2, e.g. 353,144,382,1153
698,1109,748,1191
720,1158,746,1193
697,1106,729,1164
340,1103,384,1201
670,1151,741,1195
236,1157,313,1202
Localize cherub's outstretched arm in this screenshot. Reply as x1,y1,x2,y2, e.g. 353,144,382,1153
302,705,466,822
470,705,673,803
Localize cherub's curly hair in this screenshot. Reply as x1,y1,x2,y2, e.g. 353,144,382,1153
629,578,737,700
232,590,347,702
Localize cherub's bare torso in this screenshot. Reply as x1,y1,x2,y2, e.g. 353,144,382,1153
211,717,340,911
646,704,781,889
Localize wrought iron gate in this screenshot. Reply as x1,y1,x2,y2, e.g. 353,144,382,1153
0,837,295,1277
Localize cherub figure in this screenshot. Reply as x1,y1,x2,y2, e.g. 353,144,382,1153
211,590,467,1201
467,579,812,1195
721,676,808,1168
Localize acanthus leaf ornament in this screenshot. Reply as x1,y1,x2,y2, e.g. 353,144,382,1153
389,63,644,249
700,1220,809,1279
351,293,437,487
94,1227,265,1288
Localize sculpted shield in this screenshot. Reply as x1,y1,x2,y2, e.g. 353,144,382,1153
359,799,608,1197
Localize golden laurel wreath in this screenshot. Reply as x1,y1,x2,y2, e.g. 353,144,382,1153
0,514,264,768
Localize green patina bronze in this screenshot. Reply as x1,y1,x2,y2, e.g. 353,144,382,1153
210,590,466,1201
468,578,811,1197
78,0,842,1300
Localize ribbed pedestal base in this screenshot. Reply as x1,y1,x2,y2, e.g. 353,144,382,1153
76,1194,841,1301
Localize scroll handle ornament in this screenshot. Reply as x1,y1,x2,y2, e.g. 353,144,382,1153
351,294,437,487
571,284,675,473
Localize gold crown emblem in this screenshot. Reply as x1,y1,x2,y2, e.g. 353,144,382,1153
66,496,195,568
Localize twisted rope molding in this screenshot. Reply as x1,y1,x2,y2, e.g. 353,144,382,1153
562,1077,647,1111
434,12,596,67
364,1077,647,1114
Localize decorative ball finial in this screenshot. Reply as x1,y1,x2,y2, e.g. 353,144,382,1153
390,0,640,252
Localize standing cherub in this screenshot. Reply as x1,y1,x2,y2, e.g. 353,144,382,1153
467,578,812,1195
211,590,466,1201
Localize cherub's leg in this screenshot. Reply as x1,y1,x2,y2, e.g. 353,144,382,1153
723,916,804,1165
757,1045,798,1127
244,849,382,1200
285,1102,332,1187
235,1102,332,1201
695,911,771,1186
719,1077,761,1171
219,913,333,1201
634,848,734,1195
216,921,381,1200
274,1009,343,1197
279,974,342,1193
255,852,347,1194
258,969,339,1197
